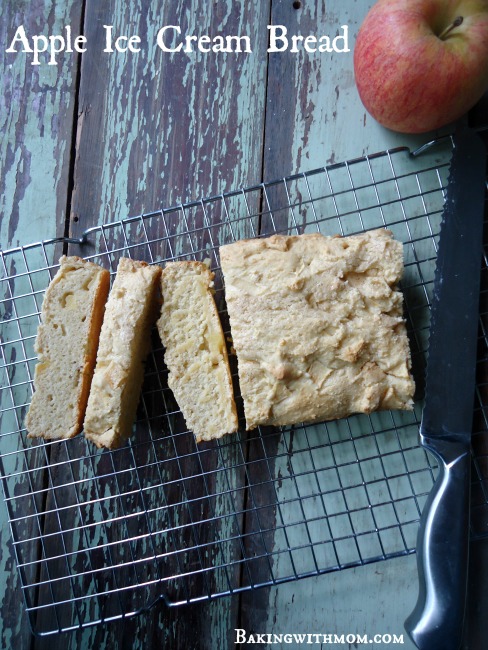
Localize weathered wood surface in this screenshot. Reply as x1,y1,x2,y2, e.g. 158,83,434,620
239,3,421,648
1,1,487,649
0,2,83,650
35,0,271,647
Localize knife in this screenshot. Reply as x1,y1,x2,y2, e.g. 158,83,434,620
404,126,486,650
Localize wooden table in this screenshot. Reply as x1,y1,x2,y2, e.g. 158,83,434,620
1,1,487,648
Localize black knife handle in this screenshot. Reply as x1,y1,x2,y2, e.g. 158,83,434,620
404,436,471,650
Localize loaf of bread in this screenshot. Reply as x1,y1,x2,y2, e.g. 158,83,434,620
25,256,110,441
157,261,238,442
83,258,162,449
219,229,415,430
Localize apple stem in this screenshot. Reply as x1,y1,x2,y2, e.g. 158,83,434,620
438,16,464,40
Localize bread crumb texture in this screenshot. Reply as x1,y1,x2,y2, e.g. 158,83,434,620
83,258,161,449
25,256,110,440
157,261,238,442
220,229,415,430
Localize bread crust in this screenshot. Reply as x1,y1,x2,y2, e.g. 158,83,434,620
157,261,238,442
25,256,110,440
83,258,162,449
220,229,415,430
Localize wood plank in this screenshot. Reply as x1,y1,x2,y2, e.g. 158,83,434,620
0,1,81,246
261,0,428,184
0,2,82,647
241,6,487,650
239,1,435,647
69,0,270,237
33,0,271,644
465,108,488,648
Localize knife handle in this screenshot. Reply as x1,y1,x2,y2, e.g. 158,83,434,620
404,437,471,650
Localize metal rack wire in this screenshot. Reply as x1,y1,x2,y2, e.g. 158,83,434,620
1,136,487,635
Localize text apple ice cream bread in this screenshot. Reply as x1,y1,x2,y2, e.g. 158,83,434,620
219,229,415,430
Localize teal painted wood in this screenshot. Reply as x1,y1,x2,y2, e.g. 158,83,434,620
239,2,451,649
262,0,430,183
0,1,82,247
69,0,270,237
31,0,271,647
0,2,82,649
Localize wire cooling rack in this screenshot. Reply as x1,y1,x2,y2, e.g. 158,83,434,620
1,136,487,636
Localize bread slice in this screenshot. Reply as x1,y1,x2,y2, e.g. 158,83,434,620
157,261,238,443
25,256,110,440
219,229,415,430
83,258,162,449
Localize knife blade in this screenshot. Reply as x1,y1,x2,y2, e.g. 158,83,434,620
404,126,486,650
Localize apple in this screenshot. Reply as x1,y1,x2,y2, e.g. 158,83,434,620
353,0,488,133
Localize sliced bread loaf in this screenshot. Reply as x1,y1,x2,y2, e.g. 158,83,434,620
157,261,238,443
83,258,162,449
220,229,415,430
25,256,110,440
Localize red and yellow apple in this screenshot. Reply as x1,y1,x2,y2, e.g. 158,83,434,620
353,0,488,133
